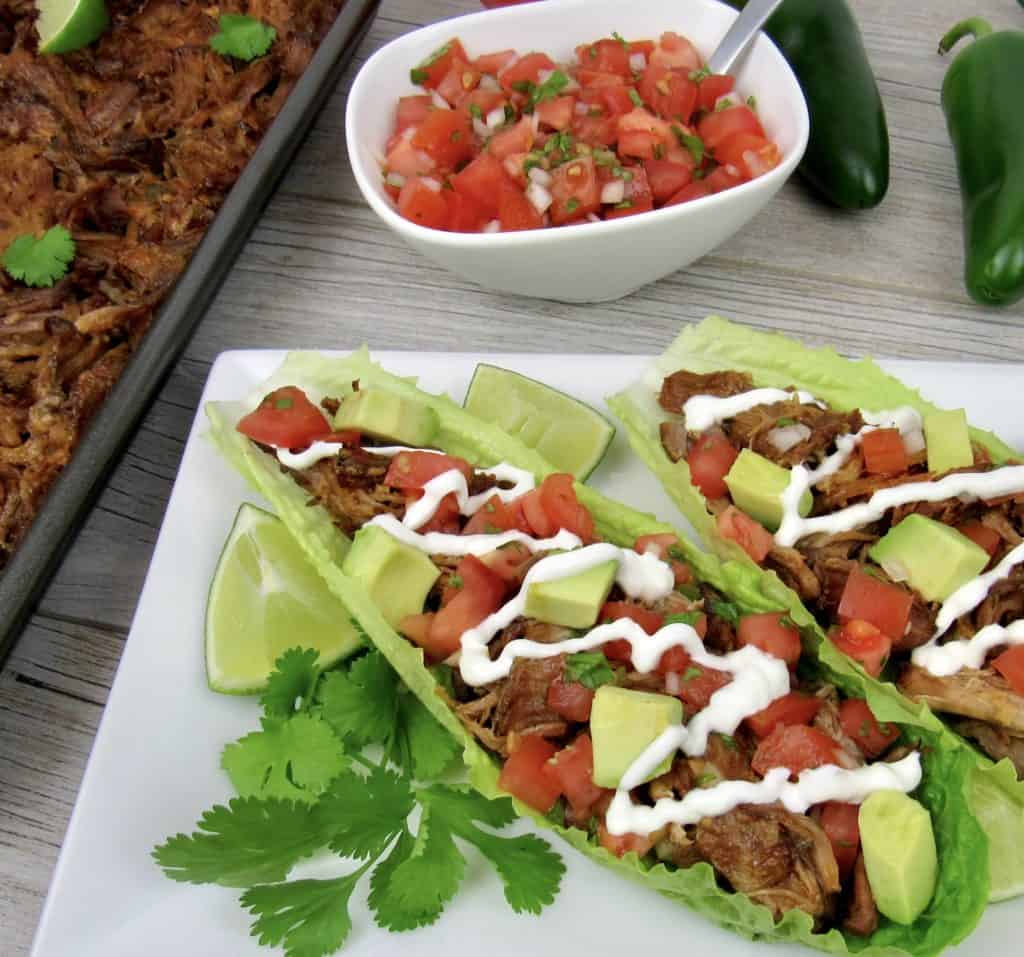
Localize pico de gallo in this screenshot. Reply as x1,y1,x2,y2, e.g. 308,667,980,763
382,31,782,232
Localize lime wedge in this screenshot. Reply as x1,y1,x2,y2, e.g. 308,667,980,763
205,503,363,694
970,764,1024,901
463,364,615,480
37,0,109,54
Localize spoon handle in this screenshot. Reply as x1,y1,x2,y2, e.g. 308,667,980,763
707,0,785,75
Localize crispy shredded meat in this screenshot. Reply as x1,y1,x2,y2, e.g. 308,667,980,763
899,665,1024,736
842,853,879,937
658,369,753,414
723,399,863,468
952,719,1024,777
0,0,346,568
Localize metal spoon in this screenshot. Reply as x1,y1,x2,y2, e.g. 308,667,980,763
707,0,785,75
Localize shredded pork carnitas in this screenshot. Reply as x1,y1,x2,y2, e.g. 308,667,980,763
0,0,345,568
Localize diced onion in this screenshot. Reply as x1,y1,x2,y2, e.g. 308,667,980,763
431,90,452,110
486,106,506,130
530,111,540,133
629,52,647,72
479,74,501,91
401,126,416,142
562,75,580,92
526,181,553,213
384,172,406,188
528,166,552,187
537,68,553,84
586,213,601,223
575,100,589,115
472,117,490,139
600,179,626,204
714,93,737,112
420,177,442,193
766,423,812,453
664,672,682,695
903,429,926,455
482,219,501,233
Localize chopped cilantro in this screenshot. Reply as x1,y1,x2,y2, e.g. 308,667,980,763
671,125,705,164
710,599,741,626
566,198,580,213
665,611,703,627
652,142,665,160
589,44,598,59
747,95,758,109
775,416,796,427
689,65,712,83
564,651,616,690
3,225,75,288
682,666,703,682
613,199,633,210
628,88,644,108
272,395,293,412
410,67,429,85
447,574,463,590
504,102,517,124
209,14,276,61
593,149,618,167
511,79,534,95
449,130,462,142
715,97,734,112
530,70,569,107
484,500,496,513
719,734,738,751
696,772,719,788
469,103,483,120
611,31,629,49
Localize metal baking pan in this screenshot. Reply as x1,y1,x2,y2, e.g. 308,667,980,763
0,0,380,665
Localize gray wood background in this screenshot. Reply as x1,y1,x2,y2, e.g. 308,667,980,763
3,0,1023,951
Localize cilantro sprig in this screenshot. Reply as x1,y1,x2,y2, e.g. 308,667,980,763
2,225,75,287
154,647,563,955
210,13,277,61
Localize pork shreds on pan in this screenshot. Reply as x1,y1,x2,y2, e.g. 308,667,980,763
0,0,346,569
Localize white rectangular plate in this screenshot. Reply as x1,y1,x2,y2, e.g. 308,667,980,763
31,351,1023,957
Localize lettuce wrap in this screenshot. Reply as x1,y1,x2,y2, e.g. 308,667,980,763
606,316,1024,900
206,349,989,956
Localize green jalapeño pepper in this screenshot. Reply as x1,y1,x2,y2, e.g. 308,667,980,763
726,0,889,209
939,18,1024,307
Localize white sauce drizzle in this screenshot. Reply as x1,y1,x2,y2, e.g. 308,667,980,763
912,620,1024,676
931,541,1024,638
682,388,823,432
367,512,581,557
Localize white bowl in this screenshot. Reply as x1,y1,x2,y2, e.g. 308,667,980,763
345,0,809,303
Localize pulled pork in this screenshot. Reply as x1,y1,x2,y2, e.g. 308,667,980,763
658,369,753,414
723,399,863,468
0,0,346,569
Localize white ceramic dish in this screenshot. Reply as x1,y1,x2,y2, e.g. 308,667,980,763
345,0,809,303
29,349,1022,957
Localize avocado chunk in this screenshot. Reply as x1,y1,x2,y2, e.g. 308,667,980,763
340,525,439,628
591,686,683,788
868,514,988,602
859,791,937,925
923,408,973,474
723,448,812,531
523,561,617,629
334,388,439,447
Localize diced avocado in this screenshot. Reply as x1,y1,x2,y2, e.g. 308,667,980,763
340,525,439,628
868,514,988,602
591,686,683,788
859,791,937,925
723,448,812,531
923,408,973,474
523,561,617,629
334,388,439,446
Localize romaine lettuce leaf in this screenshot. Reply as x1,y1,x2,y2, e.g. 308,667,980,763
207,349,989,956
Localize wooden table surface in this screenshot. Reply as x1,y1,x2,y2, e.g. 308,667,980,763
3,0,1023,951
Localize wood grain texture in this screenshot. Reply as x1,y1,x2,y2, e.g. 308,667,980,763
3,0,1023,951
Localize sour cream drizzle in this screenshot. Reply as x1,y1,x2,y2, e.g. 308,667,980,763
367,512,581,557
931,541,1024,638
682,388,823,432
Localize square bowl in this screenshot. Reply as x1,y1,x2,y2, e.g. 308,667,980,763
345,0,809,303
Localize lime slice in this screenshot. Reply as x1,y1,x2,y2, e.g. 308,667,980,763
37,0,109,54
205,503,363,694
970,765,1024,901
463,364,615,480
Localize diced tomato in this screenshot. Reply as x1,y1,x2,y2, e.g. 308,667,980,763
838,698,900,759
539,473,595,541
655,645,691,676
571,111,618,147
819,802,860,882
598,823,655,858
838,565,913,641
601,601,664,635
236,386,331,448
716,506,773,563
430,555,507,658
617,108,665,160
591,84,636,117
411,108,474,168
546,673,595,722
385,131,437,179
738,612,802,667
411,38,469,90
322,430,361,446
703,165,746,193
458,88,508,123
480,540,534,584
488,116,536,159
634,532,678,560
473,49,518,74
445,190,487,232
497,180,544,231
385,451,472,490
674,664,731,713
638,64,697,123
520,488,556,537
752,724,841,779
398,612,435,648
645,158,692,204
957,521,1002,558
414,491,462,534
993,645,1024,696
463,494,518,535
746,692,822,739
575,38,631,77
696,74,735,113
713,132,780,180
499,735,561,813
501,152,530,187
861,428,910,475
394,95,433,134
397,176,450,229
542,734,609,816
535,95,577,131
435,57,481,107
549,156,601,225
686,430,739,499
452,152,508,218
499,51,558,94
831,619,892,678
602,165,653,219
698,104,765,150
648,31,701,72
665,180,713,205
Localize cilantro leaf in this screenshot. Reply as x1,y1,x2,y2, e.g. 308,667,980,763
664,611,703,628
154,797,330,887
367,829,417,930
221,714,347,804
372,806,464,930
322,765,414,860
530,69,569,106
261,648,321,718
564,651,616,690
420,783,518,830
3,225,75,288
243,869,368,957
388,690,460,780
710,598,741,626
210,13,276,61
318,651,397,748
671,125,705,164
